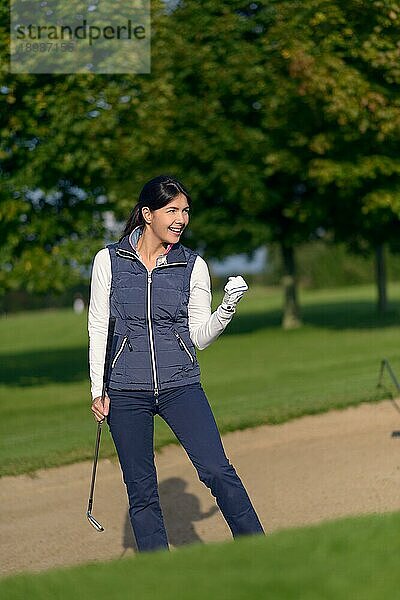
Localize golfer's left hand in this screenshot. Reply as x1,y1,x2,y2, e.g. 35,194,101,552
91,394,110,422
221,275,249,311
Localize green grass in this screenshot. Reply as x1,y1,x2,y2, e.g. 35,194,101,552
1,511,400,598
1,283,399,477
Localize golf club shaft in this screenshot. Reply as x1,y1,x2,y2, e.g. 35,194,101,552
87,421,103,513
87,315,116,518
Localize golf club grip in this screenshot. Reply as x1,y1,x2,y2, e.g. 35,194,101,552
101,316,116,400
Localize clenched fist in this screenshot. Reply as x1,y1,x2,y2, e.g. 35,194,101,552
221,275,249,312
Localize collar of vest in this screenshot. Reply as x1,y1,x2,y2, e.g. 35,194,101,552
116,233,188,266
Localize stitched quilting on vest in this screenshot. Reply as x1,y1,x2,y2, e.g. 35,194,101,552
106,235,201,392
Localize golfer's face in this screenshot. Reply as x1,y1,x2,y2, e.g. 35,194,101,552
151,193,190,244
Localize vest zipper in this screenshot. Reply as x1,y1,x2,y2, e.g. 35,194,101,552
146,263,187,403
173,331,194,364
111,336,127,369
111,335,133,370
147,272,159,403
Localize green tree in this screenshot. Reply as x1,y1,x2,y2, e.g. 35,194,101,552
151,0,400,322
0,1,174,295
141,1,325,327
273,0,400,313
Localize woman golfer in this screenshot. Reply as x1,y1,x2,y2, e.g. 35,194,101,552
88,175,264,551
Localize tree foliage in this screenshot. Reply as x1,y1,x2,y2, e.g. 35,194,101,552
157,0,400,318
0,0,174,293
266,0,400,251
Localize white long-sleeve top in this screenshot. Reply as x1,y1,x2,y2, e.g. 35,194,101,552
88,248,235,400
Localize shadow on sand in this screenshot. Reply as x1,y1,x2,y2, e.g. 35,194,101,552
120,477,218,554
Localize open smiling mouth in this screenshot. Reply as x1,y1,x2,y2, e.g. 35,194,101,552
168,227,183,235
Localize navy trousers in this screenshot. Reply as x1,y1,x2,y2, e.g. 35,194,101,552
106,382,264,552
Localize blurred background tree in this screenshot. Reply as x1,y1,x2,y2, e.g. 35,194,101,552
270,0,400,316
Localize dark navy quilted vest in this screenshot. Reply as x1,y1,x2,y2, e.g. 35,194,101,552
106,233,201,395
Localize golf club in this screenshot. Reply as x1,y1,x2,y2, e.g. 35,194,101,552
86,315,116,531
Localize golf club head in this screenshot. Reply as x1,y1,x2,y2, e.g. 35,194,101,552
86,511,104,532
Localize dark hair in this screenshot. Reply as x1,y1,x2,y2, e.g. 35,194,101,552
119,175,192,241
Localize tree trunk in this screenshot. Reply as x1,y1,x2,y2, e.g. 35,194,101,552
281,243,302,329
375,243,387,314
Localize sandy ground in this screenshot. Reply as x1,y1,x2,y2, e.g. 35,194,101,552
1,399,400,577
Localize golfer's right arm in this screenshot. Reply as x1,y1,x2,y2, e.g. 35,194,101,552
88,249,111,421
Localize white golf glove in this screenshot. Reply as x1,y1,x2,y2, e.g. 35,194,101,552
220,275,249,313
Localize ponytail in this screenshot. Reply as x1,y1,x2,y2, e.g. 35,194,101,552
119,204,144,242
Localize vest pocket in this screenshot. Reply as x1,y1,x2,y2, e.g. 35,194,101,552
172,329,195,365
111,335,130,370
